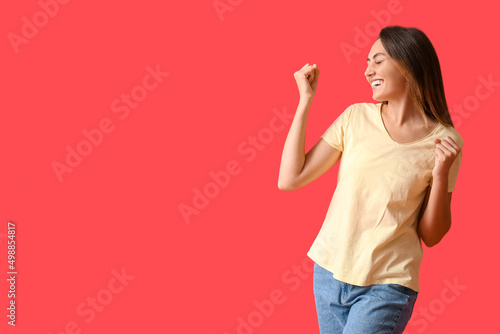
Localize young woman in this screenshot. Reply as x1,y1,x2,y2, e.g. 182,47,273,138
278,25,463,334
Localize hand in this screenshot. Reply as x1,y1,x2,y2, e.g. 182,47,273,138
432,136,461,179
294,63,319,99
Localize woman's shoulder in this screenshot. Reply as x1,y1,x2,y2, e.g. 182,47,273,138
437,122,464,147
340,102,381,118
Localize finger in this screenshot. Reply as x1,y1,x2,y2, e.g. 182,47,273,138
435,143,452,156
307,69,315,82
298,63,310,73
442,136,460,150
437,140,458,155
438,136,456,146
299,66,312,78
436,141,451,151
435,147,446,160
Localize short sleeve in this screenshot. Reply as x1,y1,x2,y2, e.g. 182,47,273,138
320,104,355,152
429,141,463,192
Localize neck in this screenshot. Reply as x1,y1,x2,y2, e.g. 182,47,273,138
383,98,423,127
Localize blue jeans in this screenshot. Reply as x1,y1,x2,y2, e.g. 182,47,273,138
313,263,418,334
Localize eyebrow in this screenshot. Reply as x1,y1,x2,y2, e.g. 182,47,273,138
366,52,386,62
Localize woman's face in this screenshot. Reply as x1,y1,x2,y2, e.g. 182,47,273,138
365,39,408,102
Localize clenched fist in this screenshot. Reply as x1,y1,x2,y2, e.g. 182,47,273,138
294,63,319,100
432,136,461,179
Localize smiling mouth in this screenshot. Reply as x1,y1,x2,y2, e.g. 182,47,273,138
371,80,384,88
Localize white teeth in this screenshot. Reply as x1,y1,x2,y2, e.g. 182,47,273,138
371,80,383,87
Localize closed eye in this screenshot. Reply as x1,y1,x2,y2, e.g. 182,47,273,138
375,61,383,65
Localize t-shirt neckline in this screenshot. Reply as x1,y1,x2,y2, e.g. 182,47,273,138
378,102,442,145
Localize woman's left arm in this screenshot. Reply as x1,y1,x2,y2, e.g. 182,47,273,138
417,136,461,248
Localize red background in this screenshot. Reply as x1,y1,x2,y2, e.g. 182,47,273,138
1,0,498,333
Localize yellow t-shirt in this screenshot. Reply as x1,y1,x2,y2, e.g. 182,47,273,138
307,102,464,293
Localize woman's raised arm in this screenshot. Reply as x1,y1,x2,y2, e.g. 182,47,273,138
278,64,342,191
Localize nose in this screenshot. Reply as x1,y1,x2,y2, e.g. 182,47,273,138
364,63,374,79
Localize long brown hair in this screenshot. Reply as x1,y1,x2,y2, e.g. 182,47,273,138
378,25,454,129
